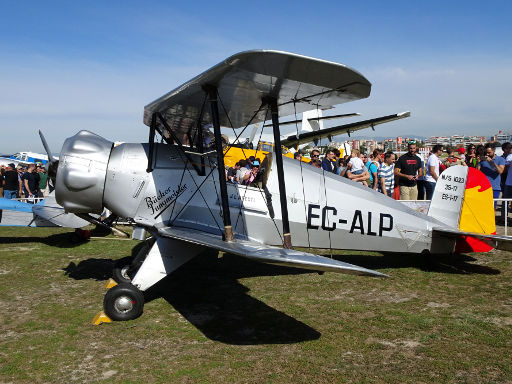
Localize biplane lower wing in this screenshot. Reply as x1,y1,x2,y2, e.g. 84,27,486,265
281,111,410,147
433,227,512,252
32,194,89,228
157,226,387,277
0,195,88,228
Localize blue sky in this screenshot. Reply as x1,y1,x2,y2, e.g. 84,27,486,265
0,0,511,153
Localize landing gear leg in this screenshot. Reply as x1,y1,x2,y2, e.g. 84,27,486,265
103,236,204,321
112,238,155,283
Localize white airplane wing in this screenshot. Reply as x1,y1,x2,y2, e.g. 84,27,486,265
143,50,371,137
32,194,89,229
262,112,360,130
157,226,387,277
281,111,410,147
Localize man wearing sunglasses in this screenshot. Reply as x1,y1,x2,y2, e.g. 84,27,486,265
309,149,320,165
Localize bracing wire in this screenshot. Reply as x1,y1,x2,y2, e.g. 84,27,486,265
217,91,262,160
169,154,192,224
215,92,283,242
165,140,223,233
207,154,224,220
230,105,283,242
314,99,333,257
293,101,311,248
169,166,217,227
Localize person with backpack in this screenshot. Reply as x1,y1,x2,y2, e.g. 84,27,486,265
444,146,463,169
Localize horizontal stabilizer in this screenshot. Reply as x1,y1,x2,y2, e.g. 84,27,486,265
433,227,512,252
281,111,410,147
262,112,360,128
157,226,387,277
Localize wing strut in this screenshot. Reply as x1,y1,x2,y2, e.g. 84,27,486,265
205,85,234,241
146,115,156,173
265,97,293,249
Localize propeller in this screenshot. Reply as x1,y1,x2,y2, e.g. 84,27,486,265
38,130,59,183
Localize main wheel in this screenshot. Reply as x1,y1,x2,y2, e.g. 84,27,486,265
113,257,134,283
112,238,154,283
103,283,144,321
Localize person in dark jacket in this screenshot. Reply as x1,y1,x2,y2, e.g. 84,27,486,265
22,164,39,202
321,150,337,173
2,163,19,199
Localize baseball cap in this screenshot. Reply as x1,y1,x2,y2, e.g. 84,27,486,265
8,163,15,168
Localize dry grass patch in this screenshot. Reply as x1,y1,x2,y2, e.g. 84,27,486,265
0,226,511,383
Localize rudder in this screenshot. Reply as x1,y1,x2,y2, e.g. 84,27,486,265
427,165,495,252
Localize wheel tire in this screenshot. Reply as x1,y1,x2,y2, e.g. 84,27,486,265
113,257,134,283
103,283,144,321
112,238,153,283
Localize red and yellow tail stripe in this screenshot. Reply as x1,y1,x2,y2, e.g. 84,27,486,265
455,168,496,253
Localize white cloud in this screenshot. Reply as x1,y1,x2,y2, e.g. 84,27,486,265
348,61,512,138
1,54,511,154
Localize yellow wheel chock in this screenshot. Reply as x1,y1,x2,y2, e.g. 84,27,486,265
91,279,119,325
104,278,118,289
92,311,112,325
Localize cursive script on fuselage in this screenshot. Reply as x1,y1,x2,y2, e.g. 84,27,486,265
145,184,187,215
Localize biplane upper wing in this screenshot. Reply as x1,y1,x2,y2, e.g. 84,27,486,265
281,111,410,147
157,226,387,277
143,50,371,137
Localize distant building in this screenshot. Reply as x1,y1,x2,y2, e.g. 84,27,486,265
492,131,512,143
424,135,485,148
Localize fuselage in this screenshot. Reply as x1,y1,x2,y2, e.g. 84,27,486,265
97,142,454,254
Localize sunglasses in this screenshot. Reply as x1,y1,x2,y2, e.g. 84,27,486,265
311,154,319,158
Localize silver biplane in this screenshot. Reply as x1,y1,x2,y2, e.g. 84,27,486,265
40,50,511,321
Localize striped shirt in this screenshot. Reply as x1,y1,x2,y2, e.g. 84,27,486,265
378,163,395,194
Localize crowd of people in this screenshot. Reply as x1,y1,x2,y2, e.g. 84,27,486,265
0,162,51,202
293,141,512,203
5,142,509,209
226,156,263,187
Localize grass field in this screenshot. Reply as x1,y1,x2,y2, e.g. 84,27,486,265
0,226,511,383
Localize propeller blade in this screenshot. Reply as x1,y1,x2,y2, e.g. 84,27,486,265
38,130,59,183
38,130,55,163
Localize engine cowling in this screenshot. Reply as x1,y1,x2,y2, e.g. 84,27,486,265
55,130,113,213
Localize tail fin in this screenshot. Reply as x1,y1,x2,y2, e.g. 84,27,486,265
428,165,496,252
301,109,324,132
